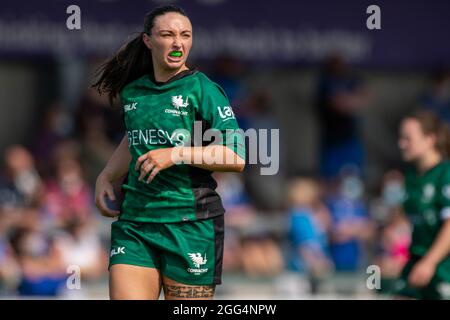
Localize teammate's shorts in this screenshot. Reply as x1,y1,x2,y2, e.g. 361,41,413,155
108,215,224,286
393,254,450,300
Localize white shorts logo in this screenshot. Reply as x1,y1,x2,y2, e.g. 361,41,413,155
187,252,208,275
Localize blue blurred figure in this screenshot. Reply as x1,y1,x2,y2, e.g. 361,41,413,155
325,167,374,271
287,178,334,293
315,54,370,179
9,227,67,297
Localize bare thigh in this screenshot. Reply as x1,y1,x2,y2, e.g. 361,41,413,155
109,264,162,300
162,276,215,300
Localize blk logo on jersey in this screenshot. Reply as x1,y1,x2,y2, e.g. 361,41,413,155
187,252,208,275
124,102,137,113
110,246,125,257
217,106,235,121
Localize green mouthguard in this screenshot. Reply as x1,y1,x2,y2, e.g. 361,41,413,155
169,51,182,57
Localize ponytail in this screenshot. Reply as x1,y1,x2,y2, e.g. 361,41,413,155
92,4,188,106
92,33,153,106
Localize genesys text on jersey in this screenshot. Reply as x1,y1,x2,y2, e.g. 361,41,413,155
127,121,279,176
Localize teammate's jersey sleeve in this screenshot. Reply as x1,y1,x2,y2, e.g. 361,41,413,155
197,77,246,160
439,164,450,220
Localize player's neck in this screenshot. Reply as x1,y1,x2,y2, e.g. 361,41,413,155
417,151,442,174
153,65,189,83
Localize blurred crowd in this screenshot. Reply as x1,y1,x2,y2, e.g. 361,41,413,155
1,54,449,297
0,89,118,297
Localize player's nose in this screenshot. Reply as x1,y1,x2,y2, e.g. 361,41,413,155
172,36,182,48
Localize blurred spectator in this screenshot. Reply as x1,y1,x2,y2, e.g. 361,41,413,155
75,87,124,143
375,211,411,295
30,102,74,177
0,140,107,297
325,166,374,271
1,145,44,209
216,172,254,273
239,234,284,278
242,90,285,210
42,144,95,227
371,170,410,295
315,54,370,179
216,172,284,277
419,67,450,123
8,226,67,296
75,89,119,186
370,170,407,224
287,177,334,293
78,113,116,186
54,217,107,282
241,90,274,130
0,238,20,295
210,55,249,127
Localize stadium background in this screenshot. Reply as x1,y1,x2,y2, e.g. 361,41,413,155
0,0,450,299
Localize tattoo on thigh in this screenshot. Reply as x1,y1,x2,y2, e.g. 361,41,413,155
163,284,215,298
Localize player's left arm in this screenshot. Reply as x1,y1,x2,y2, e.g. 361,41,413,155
175,144,245,172
181,81,246,172
170,80,245,173
135,144,244,184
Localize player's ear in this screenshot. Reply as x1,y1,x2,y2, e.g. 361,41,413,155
142,33,152,50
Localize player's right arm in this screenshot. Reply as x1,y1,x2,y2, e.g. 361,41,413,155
95,134,131,217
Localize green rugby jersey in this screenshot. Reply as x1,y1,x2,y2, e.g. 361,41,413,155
403,160,450,257
119,69,245,223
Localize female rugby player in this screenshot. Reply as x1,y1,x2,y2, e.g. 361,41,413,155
93,5,245,300
396,110,450,299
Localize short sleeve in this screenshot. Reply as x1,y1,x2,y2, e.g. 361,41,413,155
198,79,246,160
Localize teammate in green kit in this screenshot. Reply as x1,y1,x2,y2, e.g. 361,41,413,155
395,110,450,299
92,5,246,300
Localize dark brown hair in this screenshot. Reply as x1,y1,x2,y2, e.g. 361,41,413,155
92,5,188,105
405,109,450,158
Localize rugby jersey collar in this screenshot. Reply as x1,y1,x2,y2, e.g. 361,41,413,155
149,68,197,87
